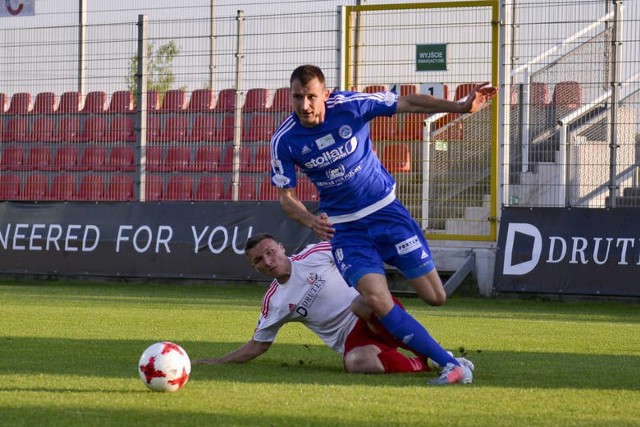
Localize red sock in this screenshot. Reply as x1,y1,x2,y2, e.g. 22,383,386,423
377,349,427,373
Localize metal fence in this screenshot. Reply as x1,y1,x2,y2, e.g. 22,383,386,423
0,0,638,240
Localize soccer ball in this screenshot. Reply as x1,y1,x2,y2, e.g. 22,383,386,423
138,341,191,392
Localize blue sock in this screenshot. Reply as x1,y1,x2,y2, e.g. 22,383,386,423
379,304,458,368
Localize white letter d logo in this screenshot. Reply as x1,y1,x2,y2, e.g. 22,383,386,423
503,222,542,275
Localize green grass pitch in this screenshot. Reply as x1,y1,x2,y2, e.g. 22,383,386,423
1,279,639,426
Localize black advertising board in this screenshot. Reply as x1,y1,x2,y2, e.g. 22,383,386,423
0,201,318,281
495,207,640,296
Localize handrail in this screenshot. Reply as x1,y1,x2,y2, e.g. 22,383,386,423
510,10,614,77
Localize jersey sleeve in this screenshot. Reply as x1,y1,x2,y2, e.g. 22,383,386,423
269,121,298,189
358,91,398,122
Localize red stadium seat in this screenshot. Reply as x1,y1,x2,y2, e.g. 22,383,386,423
22,147,52,171
144,146,164,172
531,82,550,106
400,113,428,141
454,83,476,101
215,114,235,142
245,145,270,173
552,81,582,109
55,116,82,142
258,175,278,201
221,146,251,173
190,145,221,172
370,115,399,142
189,114,217,142
108,90,134,113
58,91,82,114
4,117,30,142
194,175,226,201
363,85,387,93
49,174,77,200
271,87,291,112
146,91,161,112
103,146,136,172
214,89,236,112
0,174,20,200
243,113,275,143
187,89,214,111
0,93,7,114
297,175,319,201
164,175,193,200
33,92,57,114
227,175,256,200
48,146,79,171
243,88,270,112
80,116,108,142
0,147,25,170
145,116,162,143
159,115,189,142
144,174,163,201
20,173,49,200
163,145,192,172
106,174,135,201
399,84,417,96
160,89,186,112
28,117,56,143
380,143,411,173
76,174,106,201
107,115,136,143
7,92,32,115
82,91,107,114
71,146,106,171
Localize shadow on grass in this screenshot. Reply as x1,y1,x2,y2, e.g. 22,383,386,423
2,336,639,391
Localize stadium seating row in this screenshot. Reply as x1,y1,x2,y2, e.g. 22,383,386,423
0,87,291,115
0,81,582,115
0,141,414,174
0,172,318,202
0,144,273,173
0,112,279,144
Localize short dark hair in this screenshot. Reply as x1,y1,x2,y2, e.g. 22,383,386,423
290,64,326,87
244,233,277,254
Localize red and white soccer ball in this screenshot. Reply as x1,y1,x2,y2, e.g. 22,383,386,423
138,341,191,392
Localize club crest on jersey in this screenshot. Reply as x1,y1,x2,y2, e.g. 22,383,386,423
339,125,353,139
306,273,318,285
315,134,335,150
326,164,346,180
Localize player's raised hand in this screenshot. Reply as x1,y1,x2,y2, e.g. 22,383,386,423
463,82,498,113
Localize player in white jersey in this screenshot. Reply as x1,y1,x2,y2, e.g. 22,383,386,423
270,64,496,384
194,234,470,374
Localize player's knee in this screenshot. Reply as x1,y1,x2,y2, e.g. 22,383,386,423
350,296,373,320
426,290,447,306
344,347,384,374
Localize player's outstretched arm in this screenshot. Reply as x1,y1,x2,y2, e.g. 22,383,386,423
396,82,498,115
193,339,272,365
279,188,335,241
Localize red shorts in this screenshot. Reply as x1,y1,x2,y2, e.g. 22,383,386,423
342,296,405,359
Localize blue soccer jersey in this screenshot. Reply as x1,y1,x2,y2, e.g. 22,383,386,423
270,91,398,223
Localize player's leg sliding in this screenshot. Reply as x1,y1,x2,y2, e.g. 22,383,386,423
377,349,426,373
378,304,473,385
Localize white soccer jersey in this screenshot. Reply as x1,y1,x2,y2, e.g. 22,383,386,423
252,241,360,353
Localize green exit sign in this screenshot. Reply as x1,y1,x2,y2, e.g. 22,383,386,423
416,44,447,71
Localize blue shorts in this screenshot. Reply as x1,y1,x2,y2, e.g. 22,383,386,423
330,199,435,287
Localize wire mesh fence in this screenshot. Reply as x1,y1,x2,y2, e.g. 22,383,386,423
0,0,638,240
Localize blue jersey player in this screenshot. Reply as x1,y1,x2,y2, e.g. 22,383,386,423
269,64,497,385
